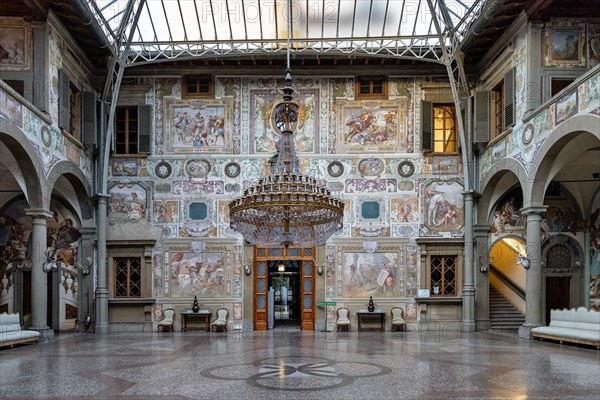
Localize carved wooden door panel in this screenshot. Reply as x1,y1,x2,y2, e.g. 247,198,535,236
254,246,315,330
300,257,315,330
253,248,268,330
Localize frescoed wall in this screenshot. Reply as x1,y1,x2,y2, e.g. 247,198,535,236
108,73,469,320
0,198,83,328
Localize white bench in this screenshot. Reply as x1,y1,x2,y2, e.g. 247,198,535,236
531,307,599,350
0,313,41,348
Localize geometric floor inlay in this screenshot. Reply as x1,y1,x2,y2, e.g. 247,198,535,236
201,356,392,391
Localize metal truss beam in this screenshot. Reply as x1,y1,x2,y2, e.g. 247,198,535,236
84,0,486,68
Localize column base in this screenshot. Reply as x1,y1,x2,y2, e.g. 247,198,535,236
95,322,110,335
30,327,55,342
462,321,476,332
476,319,492,331
518,323,541,340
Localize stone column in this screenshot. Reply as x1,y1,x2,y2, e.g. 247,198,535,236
25,208,54,340
519,206,547,339
474,224,491,331
583,229,590,308
462,191,476,332
95,195,110,334
78,226,96,325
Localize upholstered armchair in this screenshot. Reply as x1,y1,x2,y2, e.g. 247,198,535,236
391,307,406,332
336,307,351,331
211,308,229,332
158,308,175,332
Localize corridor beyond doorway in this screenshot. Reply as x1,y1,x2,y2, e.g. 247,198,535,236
269,260,300,329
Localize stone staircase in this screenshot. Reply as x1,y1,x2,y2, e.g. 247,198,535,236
489,286,525,331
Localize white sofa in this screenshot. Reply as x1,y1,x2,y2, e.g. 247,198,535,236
0,313,40,348
531,307,599,349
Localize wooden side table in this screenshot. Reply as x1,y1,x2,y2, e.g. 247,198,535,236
356,309,386,331
180,312,212,332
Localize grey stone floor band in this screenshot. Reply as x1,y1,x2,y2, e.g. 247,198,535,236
1,328,599,399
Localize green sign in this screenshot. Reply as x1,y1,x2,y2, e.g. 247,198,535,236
316,301,336,306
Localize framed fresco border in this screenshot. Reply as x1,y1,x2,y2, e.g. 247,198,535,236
420,178,465,236
164,97,234,154
107,182,151,224
248,87,320,154
333,239,408,298
162,238,239,297
555,88,578,125
544,23,586,68
336,98,407,153
0,22,32,71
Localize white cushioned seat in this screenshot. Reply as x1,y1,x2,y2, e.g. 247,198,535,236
211,308,228,332
0,313,40,347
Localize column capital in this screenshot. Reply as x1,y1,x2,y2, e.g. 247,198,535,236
79,226,97,234
462,190,481,200
24,208,53,219
473,224,491,237
520,205,547,216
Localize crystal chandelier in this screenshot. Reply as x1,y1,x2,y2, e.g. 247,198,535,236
229,1,344,248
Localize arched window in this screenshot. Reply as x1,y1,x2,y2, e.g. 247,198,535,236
546,245,572,269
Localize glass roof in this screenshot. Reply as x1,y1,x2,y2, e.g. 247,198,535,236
86,0,486,65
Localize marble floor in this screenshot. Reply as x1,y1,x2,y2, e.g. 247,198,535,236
1,327,599,400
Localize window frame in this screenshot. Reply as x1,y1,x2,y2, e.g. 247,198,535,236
355,76,387,99
432,103,458,154
542,69,583,102
114,106,139,155
183,75,214,97
68,82,82,140
429,255,457,296
492,81,504,139
113,257,142,298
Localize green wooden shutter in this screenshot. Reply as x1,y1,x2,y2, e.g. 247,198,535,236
474,91,490,143
58,69,70,130
81,91,96,145
421,101,433,152
137,105,152,154
504,68,515,127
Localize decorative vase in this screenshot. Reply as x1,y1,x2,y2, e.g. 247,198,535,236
368,296,375,312
192,295,200,313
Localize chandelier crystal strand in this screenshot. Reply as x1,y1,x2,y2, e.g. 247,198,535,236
229,0,344,248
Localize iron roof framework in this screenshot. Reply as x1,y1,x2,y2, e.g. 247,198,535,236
86,0,486,66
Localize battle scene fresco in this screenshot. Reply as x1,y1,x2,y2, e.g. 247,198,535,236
337,99,407,153
164,98,233,153
108,184,147,223
169,251,229,298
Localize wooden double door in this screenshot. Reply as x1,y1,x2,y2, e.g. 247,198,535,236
253,247,315,330
545,276,570,325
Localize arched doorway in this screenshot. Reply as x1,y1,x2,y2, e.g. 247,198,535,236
541,235,584,325
487,236,526,330
253,247,315,330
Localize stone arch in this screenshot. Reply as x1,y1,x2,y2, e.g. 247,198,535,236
46,160,94,222
478,158,526,226
0,118,44,209
541,234,584,269
525,114,600,210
